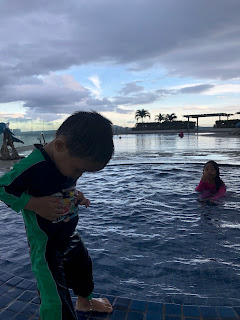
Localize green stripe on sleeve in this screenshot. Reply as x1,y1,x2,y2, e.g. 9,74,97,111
0,149,44,213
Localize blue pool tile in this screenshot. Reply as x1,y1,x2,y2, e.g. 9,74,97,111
17,290,37,302
0,260,14,269
146,313,162,320
6,300,27,313
6,287,24,299
13,313,30,320
0,285,10,296
165,316,181,320
76,310,89,320
113,296,131,309
20,302,39,316
165,303,182,315
0,273,13,283
126,311,144,320
233,307,240,317
6,276,23,287
1,261,18,272
11,265,33,278
183,305,200,317
109,308,127,320
217,307,237,318
0,295,12,309
31,296,40,305
89,311,109,319
199,306,218,318
147,301,163,314
28,282,38,291
130,300,146,312
0,309,16,319
16,279,35,290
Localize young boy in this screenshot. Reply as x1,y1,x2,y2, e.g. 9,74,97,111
0,111,114,320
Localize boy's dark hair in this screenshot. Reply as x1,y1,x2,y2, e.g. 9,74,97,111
56,111,114,165
204,160,223,191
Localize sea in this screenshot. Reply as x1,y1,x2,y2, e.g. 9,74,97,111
1,132,240,306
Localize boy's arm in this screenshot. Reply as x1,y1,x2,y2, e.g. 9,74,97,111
25,196,66,221
0,156,64,220
74,190,90,208
0,166,31,213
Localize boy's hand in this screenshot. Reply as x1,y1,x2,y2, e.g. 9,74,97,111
74,191,90,208
25,196,66,221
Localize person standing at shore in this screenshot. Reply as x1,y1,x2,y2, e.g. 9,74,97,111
0,111,114,320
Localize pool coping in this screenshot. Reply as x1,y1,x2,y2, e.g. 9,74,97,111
0,258,240,320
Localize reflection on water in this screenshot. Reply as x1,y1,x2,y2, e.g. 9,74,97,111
113,133,240,165
1,133,240,305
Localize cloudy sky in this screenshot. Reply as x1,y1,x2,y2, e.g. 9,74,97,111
1,0,240,131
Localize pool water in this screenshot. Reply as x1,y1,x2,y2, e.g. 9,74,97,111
0,133,240,306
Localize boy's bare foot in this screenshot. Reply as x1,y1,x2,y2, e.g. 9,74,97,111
76,296,113,313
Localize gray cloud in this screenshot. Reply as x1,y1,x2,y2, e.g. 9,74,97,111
120,82,144,95
113,85,212,107
0,0,239,119
114,92,159,106
1,0,239,77
179,84,215,94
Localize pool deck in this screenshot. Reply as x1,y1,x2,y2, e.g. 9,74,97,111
0,259,240,320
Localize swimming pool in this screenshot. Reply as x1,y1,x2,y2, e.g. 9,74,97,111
0,133,240,306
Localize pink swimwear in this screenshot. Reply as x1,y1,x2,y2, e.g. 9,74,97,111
195,180,226,200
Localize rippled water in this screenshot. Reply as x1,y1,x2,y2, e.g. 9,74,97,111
1,133,240,306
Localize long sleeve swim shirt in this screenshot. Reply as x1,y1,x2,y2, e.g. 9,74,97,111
0,148,76,213
195,180,226,200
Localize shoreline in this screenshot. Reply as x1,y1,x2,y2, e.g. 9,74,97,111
128,128,240,136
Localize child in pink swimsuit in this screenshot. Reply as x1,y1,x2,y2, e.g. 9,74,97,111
196,160,226,201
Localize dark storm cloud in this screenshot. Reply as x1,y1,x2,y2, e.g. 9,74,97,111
0,0,240,119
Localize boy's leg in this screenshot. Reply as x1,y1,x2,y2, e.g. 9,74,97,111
24,213,78,320
44,247,78,319
63,231,113,313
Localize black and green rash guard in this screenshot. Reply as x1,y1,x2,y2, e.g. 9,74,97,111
0,148,82,320
0,147,76,213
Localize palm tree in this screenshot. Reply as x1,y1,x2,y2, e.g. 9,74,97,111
135,109,151,122
155,113,164,123
165,113,177,122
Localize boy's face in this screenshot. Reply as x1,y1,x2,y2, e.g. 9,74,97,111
56,153,104,179
52,139,104,179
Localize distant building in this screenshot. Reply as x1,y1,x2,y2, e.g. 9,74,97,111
214,119,240,128
132,121,195,131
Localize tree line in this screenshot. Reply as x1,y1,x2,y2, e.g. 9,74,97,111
135,109,177,123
